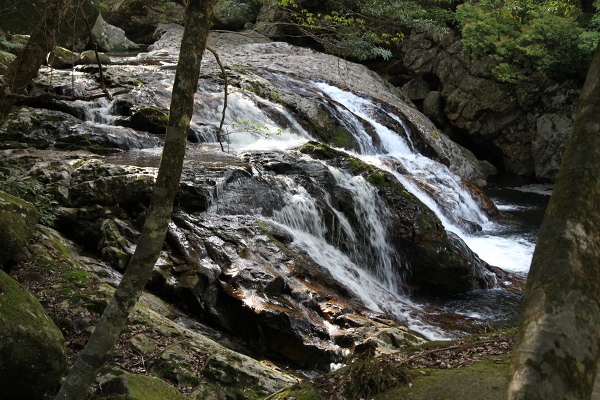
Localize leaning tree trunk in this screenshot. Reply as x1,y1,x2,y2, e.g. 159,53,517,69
0,0,73,121
54,1,215,399
506,48,600,399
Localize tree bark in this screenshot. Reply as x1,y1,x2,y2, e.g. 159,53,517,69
506,47,600,399
53,1,215,399
0,0,73,122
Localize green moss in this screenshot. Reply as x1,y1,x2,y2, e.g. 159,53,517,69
367,173,387,186
374,358,510,400
308,120,352,148
299,141,342,160
60,271,94,288
273,382,323,400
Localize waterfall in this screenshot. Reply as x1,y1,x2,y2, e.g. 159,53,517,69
189,70,540,337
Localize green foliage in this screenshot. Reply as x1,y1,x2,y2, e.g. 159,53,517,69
268,0,452,61
456,0,598,82
0,172,57,226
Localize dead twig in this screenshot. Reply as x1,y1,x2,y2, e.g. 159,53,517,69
206,45,228,152
78,2,112,100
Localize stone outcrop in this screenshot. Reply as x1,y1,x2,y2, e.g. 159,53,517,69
394,31,579,180
100,0,185,44
92,14,140,52
0,270,67,400
0,106,160,153
0,191,38,264
213,0,261,30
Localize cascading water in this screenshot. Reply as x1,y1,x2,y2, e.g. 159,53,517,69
186,70,541,338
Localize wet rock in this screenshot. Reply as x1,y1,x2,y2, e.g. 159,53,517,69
0,107,160,153
0,270,67,400
0,191,38,264
128,107,169,135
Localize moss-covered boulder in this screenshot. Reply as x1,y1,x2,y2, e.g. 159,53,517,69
46,46,80,69
0,50,16,75
80,50,111,65
101,373,190,400
0,191,38,264
129,107,169,135
0,270,67,400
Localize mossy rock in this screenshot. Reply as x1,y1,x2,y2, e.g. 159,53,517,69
101,373,189,400
0,270,67,400
129,108,169,135
47,46,79,69
0,191,39,264
0,50,16,75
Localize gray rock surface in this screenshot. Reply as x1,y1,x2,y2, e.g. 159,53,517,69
395,29,580,179
92,14,140,52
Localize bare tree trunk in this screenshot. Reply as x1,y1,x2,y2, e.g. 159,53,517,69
506,48,600,399
53,1,215,398
0,0,72,121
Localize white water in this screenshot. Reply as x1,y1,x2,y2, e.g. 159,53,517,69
186,74,541,338
311,81,536,275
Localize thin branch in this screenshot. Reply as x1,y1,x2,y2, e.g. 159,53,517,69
78,2,112,100
206,45,228,152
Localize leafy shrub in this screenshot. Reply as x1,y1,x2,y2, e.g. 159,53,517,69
0,172,57,226
269,0,453,60
456,0,597,82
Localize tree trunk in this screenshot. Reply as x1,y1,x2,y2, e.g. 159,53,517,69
506,47,600,399
0,0,73,122
53,1,215,398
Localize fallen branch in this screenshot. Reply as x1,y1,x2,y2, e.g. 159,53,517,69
78,2,112,100
6,88,131,102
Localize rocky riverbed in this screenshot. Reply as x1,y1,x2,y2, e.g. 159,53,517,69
0,26,529,400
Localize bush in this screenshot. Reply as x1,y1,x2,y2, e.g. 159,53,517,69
456,0,597,82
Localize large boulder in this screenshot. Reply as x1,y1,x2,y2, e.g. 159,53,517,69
0,270,67,399
92,13,140,52
0,107,160,153
0,191,38,264
100,0,185,44
213,0,261,30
